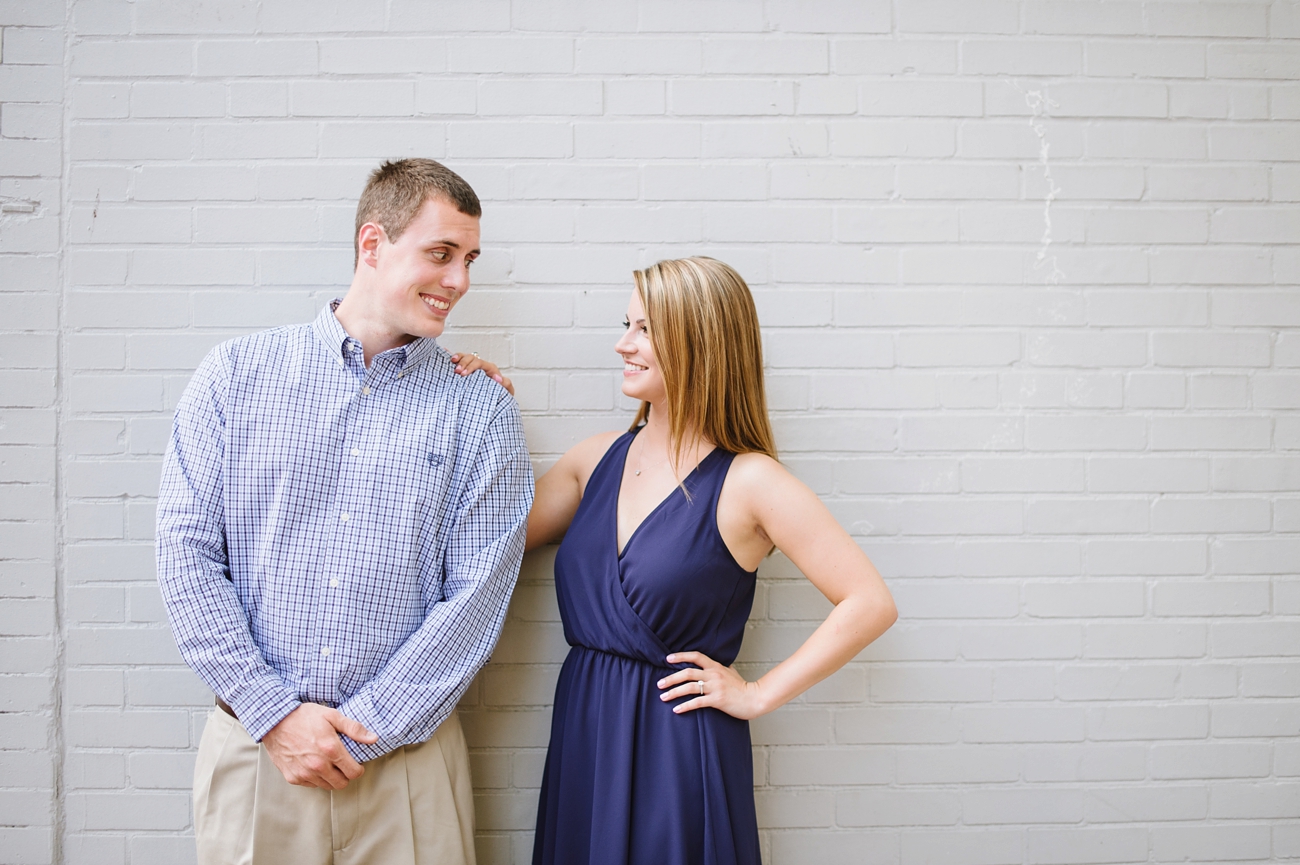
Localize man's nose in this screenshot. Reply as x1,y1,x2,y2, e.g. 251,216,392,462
444,264,470,293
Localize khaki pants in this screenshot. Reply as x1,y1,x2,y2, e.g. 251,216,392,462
193,708,476,865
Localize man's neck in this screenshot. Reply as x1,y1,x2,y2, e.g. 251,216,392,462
333,287,416,368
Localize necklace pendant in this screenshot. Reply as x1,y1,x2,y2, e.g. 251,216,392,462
634,470,641,476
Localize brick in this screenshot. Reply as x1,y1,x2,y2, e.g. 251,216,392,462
1214,622,1300,658
833,38,956,75
1212,123,1300,160
1148,165,1267,201
895,499,1021,536
1177,82,1272,120
961,706,1086,742
964,39,1084,75
962,458,1084,493
965,787,1084,824
447,37,572,73
1026,581,1145,618
1088,457,1208,493
1087,40,1206,78
1153,824,1270,862
703,121,828,159
900,417,1021,452
290,81,415,118
940,373,999,408
830,120,955,157
871,664,993,702
1175,662,1238,698
1209,41,1300,79
768,747,891,786
1025,417,1145,452
896,746,1019,785
1190,374,1248,408
1242,663,1300,698
1213,701,1300,737
1152,743,1271,780
897,1,1018,34
1091,701,1198,739
1029,487,1143,526
896,332,1018,367
831,459,955,495
837,789,960,827
1213,538,1300,574
1211,782,1300,819
574,37,700,73
1058,664,1178,701
1089,785,1209,823
669,79,793,116
226,80,287,117
835,707,957,744
1021,745,1146,783
1086,623,1207,659
961,625,1082,661
1153,580,1271,618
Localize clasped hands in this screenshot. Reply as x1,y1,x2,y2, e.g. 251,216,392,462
261,702,378,789
657,651,768,720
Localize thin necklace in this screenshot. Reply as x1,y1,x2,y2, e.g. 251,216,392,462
632,430,665,477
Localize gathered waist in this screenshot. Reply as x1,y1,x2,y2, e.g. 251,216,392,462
568,643,673,671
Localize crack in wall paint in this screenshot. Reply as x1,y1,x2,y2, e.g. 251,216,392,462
1009,81,1065,285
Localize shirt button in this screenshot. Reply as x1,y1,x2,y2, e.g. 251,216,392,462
330,578,339,588
350,448,360,456
361,386,370,396
340,513,349,522
321,647,331,657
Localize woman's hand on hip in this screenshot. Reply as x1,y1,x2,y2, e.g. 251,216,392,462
657,651,769,721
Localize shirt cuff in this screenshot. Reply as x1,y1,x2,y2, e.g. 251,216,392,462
336,689,394,763
226,676,301,742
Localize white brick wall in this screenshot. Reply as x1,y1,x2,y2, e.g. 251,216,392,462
2,1,1298,863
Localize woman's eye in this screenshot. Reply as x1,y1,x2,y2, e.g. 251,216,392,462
621,319,630,329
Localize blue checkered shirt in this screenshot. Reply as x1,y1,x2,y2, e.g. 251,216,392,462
157,302,533,761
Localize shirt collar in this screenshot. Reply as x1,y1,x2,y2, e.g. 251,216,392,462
312,300,439,371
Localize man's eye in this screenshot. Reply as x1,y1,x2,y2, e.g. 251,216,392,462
431,250,449,261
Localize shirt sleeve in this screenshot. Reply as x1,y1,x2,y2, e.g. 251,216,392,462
155,345,302,741
337,389,534,762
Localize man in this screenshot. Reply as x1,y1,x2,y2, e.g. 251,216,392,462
157,159,532,865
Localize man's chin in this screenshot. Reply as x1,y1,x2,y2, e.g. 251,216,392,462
412,318,447,340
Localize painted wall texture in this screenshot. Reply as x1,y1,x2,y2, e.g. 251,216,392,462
2,1,1299,863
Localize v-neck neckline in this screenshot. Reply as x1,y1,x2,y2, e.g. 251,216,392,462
614,430,717,561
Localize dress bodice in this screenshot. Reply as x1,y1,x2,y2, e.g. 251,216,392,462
553,430,757,669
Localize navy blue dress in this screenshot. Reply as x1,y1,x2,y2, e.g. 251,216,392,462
533,430,761,865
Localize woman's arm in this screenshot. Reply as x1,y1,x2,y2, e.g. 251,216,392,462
658,454,897,718
525,431,623,552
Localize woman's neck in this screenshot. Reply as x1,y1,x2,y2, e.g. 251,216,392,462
637,401,712,480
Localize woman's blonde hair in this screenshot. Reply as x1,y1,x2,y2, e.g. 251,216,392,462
630,256,778,464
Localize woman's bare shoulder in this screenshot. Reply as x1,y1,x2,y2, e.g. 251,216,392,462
725,452,813,507
560,430,627,480
728,451,792,484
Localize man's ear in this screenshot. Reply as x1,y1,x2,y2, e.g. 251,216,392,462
357,222,385,269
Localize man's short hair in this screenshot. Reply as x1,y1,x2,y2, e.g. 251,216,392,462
354,159,482,265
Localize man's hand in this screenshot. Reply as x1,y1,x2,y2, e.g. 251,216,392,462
261,703,379,789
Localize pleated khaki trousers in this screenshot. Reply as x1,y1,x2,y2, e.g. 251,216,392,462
193,707,476,865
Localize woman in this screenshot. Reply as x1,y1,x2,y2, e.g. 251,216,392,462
458,257,896,865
